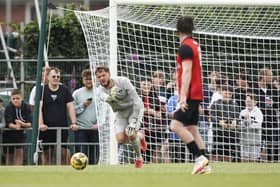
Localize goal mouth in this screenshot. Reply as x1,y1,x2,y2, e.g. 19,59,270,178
75,2,280,164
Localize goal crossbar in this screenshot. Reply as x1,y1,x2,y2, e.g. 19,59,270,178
112,0,280,6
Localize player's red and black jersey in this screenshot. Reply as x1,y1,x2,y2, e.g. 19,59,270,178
176,37,203,101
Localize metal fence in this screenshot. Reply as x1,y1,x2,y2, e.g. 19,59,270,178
0,127,99,165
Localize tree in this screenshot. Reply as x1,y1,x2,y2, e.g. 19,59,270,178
23,4,88,58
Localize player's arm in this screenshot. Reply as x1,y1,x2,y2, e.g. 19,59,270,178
124,77,143,115
123,77,144,136
178,45,193,111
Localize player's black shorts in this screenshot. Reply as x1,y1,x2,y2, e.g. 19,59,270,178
173,100,200,126
39,129,68,150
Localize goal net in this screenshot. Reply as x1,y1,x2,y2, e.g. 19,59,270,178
75,1,280,164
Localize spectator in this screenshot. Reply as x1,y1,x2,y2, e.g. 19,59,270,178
234,72,250,112
0,96,4,164
211,85,239,162
140,79,162,163
72,69,99,164
39,67,78,165
199,70,218,151
29,66,50,112
209,74,227,107
151,70,170,163
272,78,280,90
3,89,32,165
253,68,279,162
166,70,177,100
0,96,4,128
239,94,263,162
151,70,166,103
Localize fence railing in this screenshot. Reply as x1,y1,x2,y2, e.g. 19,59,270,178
0,127,99,165
1,124,280,165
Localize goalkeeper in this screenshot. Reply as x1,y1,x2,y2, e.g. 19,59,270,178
95,66,147,168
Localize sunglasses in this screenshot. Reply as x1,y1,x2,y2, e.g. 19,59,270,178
52,75,61,79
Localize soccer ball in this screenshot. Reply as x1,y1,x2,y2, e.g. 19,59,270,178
70,152,88,170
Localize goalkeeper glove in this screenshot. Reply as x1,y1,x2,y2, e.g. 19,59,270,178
110,86,126,100
125,124,136,137
125,117,139,136
106,86,126,105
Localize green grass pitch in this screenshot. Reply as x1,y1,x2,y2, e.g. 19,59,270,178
0,163,280,187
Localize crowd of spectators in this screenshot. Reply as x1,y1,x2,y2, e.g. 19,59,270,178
0,66,279,165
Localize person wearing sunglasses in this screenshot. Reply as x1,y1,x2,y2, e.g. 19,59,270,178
38,67,78,165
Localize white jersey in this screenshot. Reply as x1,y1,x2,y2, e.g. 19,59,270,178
239,106,263,146
97,76,144,118
209,91,222,108
239,106,263,129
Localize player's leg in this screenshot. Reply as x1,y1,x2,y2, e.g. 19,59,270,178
188,125,212,174
115,116,129,144
115,121,143,167
187,126,206,151
171,100,208,174
126,127,142,161
127,110,146,168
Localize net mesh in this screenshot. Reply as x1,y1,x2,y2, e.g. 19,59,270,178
75,4,280,164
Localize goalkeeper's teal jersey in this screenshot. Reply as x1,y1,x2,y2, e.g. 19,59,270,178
97,76,144,118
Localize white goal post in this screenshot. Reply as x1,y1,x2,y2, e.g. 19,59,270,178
75,0,280,165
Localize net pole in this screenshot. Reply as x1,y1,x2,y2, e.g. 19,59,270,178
109,0,119,164
30,0,48,165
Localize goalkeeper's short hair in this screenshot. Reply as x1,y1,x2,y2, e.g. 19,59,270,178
95,66,110,74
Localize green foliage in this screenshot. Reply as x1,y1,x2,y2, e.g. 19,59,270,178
23,4,88,58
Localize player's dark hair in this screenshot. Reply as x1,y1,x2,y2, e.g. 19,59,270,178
176,16,195,35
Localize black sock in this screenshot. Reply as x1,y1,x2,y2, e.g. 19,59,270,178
200,149,209,165
200,149,206,156
187,141,201,158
